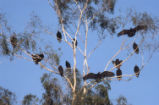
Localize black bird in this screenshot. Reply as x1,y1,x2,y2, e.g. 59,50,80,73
72,38,77,48
134,25,147,31
56,31,62,42
118,25,147,37
134,65,140,77
116,69,122,80
83,71,115,81
58,65,64,76
133,42,139,54
101,71,115,77
118,28,136,37
112,59,123,69
65,60,71,69
10,35,17,48
32,54,44,64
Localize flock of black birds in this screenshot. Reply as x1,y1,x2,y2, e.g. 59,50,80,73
9,28,142,81
117,25,147,55
83,59,140,81
58,60,71,77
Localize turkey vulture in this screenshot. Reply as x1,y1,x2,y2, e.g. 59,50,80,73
116,69,122,80
56,31,62,42
83,71,115,81
112,59,123,69
133,42,139,54
134,65,140,77
32,54,44,64
72,38,77,48
58,65,64,76
66,60,71,69
10,35,17,48
118,25,147,37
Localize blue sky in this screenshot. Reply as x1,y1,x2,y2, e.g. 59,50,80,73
0,0,159,105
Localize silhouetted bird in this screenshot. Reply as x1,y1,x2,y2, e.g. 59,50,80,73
118,28,136,37
66,60,71,69
134,25,147,31
133,42,139,54
83,71,115,81
56,31,62,42
112,59,123,69
32,54,44,64
72,38,77,48
116,69,122,80
10,36,17,48
58,65,64,76
101,71,115,77
118,25,147,37
134,65,140,77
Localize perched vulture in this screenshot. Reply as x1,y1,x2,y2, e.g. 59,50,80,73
133,42,139,54
134,65,140,77
83,71,115,81
32,54,44,64
10,35,17,48
56,31,62,42
112,59,123,69
58,65,64,76
116,69,122,80
72,38,77,48
65,60,71,69
118,25,147,37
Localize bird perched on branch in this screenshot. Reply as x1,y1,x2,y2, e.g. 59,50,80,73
112,59,123,69
134,65,140,77
31,54,44,64
83,71,115,81
133,42,139,54
116,69,122,80
65,60,71,69
72,38,77,48
56,31,62,42
58,65,64,77
10,35,17,48
118,25,147,37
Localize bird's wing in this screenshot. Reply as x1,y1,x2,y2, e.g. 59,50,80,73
83,73,97,80
117,29,130,36
134,25,147,31
101,71,115,78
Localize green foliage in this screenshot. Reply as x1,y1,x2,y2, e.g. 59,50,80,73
22,94,39,105
53,0,118,37
116,95,130,105
0,86,16,105
40,71,112,105
41,73,63,105
0,35,10,55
